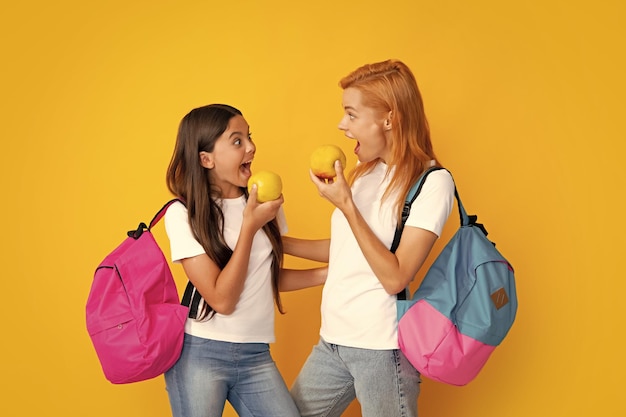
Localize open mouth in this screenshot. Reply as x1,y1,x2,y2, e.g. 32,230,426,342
241,161,252,176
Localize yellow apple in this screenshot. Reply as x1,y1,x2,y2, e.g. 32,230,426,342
247,170,283,202
310,144,347,179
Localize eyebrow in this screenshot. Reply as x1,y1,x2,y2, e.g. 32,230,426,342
344,105,357,111
229,130,249,138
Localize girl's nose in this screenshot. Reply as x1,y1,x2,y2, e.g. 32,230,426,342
247,140,256,154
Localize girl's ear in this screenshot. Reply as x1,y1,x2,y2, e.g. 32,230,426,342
199,151,214,169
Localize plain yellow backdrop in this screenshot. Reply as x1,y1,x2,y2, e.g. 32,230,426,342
1,0,624,416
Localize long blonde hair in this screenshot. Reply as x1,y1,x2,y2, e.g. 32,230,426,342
340,59,440,222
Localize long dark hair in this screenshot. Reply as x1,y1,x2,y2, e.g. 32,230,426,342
166,104,284,320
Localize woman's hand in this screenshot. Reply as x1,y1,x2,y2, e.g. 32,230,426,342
309,160,353,213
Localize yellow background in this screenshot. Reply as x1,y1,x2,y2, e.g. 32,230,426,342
1,0,624,416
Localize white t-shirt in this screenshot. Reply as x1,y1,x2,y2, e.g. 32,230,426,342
164,197,287,344
320,162,455,349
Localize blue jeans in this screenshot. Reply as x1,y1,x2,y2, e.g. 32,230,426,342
291,338,421,417
165,334,300,417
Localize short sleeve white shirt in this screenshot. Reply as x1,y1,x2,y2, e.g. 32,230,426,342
320,162,454,349
164,197,287,343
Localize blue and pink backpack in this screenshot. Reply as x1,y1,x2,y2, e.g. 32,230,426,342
393,168,517,386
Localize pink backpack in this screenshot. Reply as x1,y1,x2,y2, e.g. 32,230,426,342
86,199,189,384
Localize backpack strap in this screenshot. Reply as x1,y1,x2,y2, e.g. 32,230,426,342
390,167,445,254
126,198,183,239
392,168,489,300
148,198,200,317
181,282,202,318
392,167,444,300
149,199,184,229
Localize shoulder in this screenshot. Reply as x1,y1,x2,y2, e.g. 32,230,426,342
406,169,455,236
422,169,455,194
409,169,455,204
165,200,187,216
164,200,188,227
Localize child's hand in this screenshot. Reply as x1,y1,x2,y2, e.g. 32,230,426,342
245,184,284,231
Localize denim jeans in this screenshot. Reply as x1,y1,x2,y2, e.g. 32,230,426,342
291,338,421,417
165,334,300,417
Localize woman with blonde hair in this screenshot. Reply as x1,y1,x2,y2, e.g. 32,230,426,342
286,59,455,416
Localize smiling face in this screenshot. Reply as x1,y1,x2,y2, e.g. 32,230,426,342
200,114,256,198
338,87,391,163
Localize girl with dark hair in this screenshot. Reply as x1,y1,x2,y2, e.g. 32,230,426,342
164,104,325,417
286,60,455,416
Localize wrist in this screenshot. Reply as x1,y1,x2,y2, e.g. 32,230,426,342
239,220,258,239
340,199,357,220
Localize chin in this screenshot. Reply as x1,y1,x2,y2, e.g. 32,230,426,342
356,154,374,163
239,174,251,185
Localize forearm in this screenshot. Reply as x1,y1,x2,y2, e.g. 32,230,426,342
283,236,330,263
217,233,254,297
199,226,256,314
279,266,328,291
341,202,406,294
187,194,284,315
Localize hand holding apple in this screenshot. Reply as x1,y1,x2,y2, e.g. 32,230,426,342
247,170,283,203
310,144,347,180
309,159,354,213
